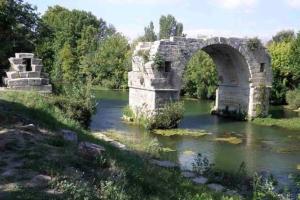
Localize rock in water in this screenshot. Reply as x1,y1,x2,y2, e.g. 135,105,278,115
192,176,208,185
207,183,225,192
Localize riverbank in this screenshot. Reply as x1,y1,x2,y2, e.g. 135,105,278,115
253,117,300,131
0,91,241,199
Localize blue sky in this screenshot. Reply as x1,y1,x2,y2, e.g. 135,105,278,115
27,0,300,41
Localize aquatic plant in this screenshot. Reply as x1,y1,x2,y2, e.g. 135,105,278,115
214,137,243,145
152,129,210,137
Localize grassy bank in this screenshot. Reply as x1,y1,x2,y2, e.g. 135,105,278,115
0,91,239,200
253,117,300,131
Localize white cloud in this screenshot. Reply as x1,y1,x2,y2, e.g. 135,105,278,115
287,0,300,8
211,0,258,9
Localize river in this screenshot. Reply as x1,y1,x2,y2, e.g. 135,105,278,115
90,89,300,185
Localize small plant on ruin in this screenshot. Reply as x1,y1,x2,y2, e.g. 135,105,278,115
153,53,165,70
137,49,150,63
247,37,263,51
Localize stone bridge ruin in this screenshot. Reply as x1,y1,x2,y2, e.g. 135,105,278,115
128,37,272,119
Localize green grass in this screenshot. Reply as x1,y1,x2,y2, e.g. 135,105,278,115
152,129,210,137
0,91,240,200
253,117,300,131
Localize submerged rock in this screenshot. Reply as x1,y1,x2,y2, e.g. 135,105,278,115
181,171,196,178
207,183,225,192
150,159,178,168
192,176,208,185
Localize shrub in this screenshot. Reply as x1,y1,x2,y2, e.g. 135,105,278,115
153,53,165,70
51,79,96,127
252,173,290,200
150,101,185,129
137,49,150,63
286,89,300,109
247,37,263,51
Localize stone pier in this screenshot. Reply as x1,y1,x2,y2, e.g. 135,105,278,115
128,37,272,119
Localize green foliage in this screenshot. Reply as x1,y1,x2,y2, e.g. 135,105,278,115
36,5,120,90
159,14,183,39
150,101,185,129
123,102,184,130
247,37,263,51
153,53,165,69
0,0,39,82
137,49,150,63
286,89,300,109
141,21,157,42
92,33,131,89
252,173,290,200
51,78,96,127
182,50,217,99
267,30,300,104
271,30,295,43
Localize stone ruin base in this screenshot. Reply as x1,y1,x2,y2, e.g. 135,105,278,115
3,53,52,93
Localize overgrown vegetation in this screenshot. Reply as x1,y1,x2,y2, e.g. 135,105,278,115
286,88,300,110
247,37,263,51
123,102,185,130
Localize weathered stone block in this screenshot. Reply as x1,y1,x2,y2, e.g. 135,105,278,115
15,53,34,59
28,78,42,86
7,79,28,86
32,65,42,73
31,58,42,65
6,71,19,79
19,72,40,78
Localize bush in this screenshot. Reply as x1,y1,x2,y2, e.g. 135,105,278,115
51,79,96,127
286,89,300,109
150,101,184,129
153,53,165,69
247,37,263,51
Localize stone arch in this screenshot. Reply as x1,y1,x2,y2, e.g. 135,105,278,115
128,37,272,118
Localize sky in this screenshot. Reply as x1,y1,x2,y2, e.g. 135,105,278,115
27,0,300,41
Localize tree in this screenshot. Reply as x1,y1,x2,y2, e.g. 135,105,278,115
271,30,295,43
36,5,116,90
159,14,183,39
142,21,157,42
267,30,299,104
182,51,217,99
93,33,131,89
0,0,40,83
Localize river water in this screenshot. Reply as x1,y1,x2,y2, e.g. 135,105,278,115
90,90,300,184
